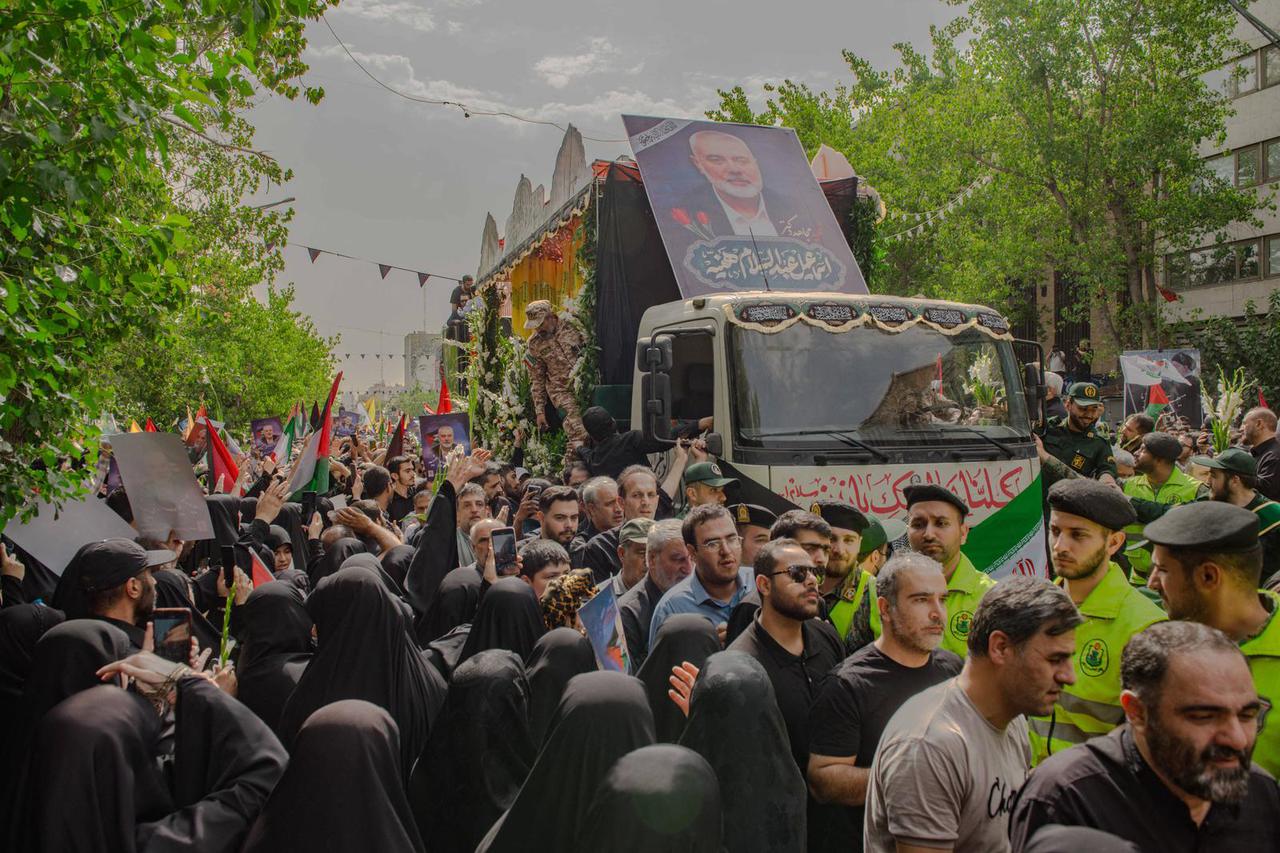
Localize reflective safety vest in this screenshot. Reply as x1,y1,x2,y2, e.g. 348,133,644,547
828,569,881,644
1122,468,1204,583
941,554,996,660
1029,563,1166,764
1241,592,1280,777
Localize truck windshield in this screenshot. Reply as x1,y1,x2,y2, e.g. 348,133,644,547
728,322,1030,448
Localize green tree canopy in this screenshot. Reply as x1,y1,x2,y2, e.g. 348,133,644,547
709,0,1265,351
0,0,334,522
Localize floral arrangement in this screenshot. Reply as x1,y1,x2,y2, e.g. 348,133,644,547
1201,366,1254,453
965,349,1001,407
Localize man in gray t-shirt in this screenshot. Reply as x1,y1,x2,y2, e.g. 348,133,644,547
864,577,1082,853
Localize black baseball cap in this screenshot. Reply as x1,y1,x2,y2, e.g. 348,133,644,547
77,539,175,592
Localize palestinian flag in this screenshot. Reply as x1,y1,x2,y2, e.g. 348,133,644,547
288,372,343,498
278,403,306,464
1145,384,1170,418
248,550,275,587
385,414,407,460
309,401,322,432
203,416,241,495
144,418,157,432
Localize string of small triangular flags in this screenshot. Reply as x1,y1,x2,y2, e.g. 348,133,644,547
882,173,995,243
283,242,462,287
335,353,405,361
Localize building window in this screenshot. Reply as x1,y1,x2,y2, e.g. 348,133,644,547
1266,140,1280,183
1237,145,1261,187
1206,153,1235,185
1238,241,1260,279
1234,55,1259,96
1265,47,1280,89
1268,236,1280,279
1164,253,1188,289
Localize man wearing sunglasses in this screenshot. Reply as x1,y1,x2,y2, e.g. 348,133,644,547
728,537,845,779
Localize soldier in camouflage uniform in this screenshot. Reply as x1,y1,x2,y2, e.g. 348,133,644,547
525,300,588,459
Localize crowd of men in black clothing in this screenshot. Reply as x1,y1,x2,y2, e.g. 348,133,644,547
1,401,1278,852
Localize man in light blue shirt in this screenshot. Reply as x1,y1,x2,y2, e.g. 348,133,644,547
649,504,754,647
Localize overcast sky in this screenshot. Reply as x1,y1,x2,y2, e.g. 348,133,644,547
249,0,960,392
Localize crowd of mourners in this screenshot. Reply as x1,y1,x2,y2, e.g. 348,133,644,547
1,390,1279,853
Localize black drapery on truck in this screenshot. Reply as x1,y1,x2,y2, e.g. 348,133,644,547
458,116,1049,579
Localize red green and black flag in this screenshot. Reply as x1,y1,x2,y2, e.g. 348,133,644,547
204,416,241,494
288,372,343,498
1145,384,1170,419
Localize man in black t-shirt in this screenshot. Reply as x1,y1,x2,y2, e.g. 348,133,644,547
807,552,962,853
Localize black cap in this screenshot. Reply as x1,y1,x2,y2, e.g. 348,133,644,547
731,502,778,529
903,484,969,518
77,538,174,592
1143,502,1259,553
808,500,869,533
1047,479,1136,531
1141,432,1183,462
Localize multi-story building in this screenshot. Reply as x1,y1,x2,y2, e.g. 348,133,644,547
1164,3,1280,318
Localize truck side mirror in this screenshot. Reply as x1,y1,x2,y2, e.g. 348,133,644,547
636,337,673,372
1023,362,1045,422
641,373,673,442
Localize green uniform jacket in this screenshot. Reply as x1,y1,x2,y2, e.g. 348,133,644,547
1028,563,1166,764
941,553,995,659
1241,591,1280,777
828,569,881,654
1041,417,1117,481
1246,494,1280,587
1122,468,1206,582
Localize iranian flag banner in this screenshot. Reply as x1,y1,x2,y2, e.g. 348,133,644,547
962,474,1048,579
287,373,343,498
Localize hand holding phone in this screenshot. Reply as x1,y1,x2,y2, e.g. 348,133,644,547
151,608,194,663
491,526,518,576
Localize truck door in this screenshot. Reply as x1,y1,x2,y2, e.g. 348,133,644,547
668,330,715,433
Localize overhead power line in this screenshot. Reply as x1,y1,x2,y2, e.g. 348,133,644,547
319,15,629,144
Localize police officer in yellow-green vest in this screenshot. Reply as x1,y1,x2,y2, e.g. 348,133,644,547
903,485,993,658
1030,479,1166,763
1145,501,1280,777
1123,432,1207,585
810,500,879,655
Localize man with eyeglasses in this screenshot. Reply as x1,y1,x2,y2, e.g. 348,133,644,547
647,503,755,648
1010,621,1279,851
1144,501,1280,776
728,537,845,776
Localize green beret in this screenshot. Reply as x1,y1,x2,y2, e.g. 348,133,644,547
1141,432,1183,462
730,502,777,529
858,517,908,557
903,484,969,518
809,500,869,533
1143,502,1259,553
1047,479,1136,531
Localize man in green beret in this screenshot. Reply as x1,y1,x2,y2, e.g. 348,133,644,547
1036,382,1118,487
1145,502,1280,777
1196,448,1280,590
1122,432,1208,585
1029,480,1166,763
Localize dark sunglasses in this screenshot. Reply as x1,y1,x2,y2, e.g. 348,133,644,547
770,564,823,584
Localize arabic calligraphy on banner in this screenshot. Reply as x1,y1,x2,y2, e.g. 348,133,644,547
776,459,1035,524
685,237,846,291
